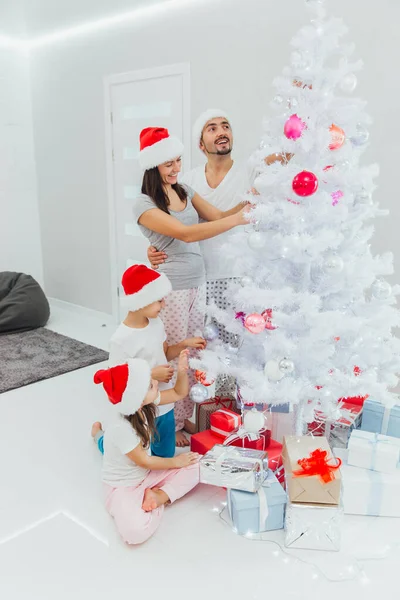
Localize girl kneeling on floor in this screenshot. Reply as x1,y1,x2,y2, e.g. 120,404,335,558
94,357,199,545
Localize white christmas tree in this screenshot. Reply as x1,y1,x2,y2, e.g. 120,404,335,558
191,0,400,436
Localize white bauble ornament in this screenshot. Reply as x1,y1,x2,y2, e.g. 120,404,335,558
241,275,253,287
264,360,285,382
324,254,344,274
248,231,265,250
243,408,266,434
372,280,392,300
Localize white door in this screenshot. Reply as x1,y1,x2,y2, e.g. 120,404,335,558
105,63,191,321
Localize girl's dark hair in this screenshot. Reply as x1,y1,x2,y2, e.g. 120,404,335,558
141,166,187,214
125,404,158,449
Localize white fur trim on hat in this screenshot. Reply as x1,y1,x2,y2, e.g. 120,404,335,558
120,271,172,312
119,358,151,416
192,109,232,149
139,136,184,171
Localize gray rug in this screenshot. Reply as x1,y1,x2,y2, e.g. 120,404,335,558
0,328,109,394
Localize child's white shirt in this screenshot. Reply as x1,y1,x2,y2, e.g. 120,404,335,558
102,414,149,487
109,317,173,416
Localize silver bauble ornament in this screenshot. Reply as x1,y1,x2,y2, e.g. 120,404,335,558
351,124,370,147
279,357,295,374
203,322,219,341
189,383,209,403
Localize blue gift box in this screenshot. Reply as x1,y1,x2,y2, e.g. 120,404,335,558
228,470,287,535
361,400,400,439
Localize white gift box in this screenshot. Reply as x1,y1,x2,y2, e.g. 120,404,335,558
334,449,400,517
347,430,400,473
284,501,343,551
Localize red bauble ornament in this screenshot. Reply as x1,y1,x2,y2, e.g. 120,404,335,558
195,370,215,387
292,171,318,197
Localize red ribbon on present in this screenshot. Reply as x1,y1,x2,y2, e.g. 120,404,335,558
293,449,342,484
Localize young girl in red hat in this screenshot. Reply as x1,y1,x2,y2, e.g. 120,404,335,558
94,356,199,545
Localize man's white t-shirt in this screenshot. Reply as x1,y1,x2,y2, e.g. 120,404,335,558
109,317,173,417
181,161,252,281
102,413,149,487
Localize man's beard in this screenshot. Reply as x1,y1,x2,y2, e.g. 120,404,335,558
205,145,232,156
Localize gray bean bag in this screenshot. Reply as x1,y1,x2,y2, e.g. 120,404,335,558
0,272,50,334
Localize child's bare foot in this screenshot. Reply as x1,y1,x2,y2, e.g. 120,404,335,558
91,421,103,438
183,419,197,435
176,430,190,447
142,488,169,512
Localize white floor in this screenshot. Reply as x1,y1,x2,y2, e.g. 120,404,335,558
0,305,399,599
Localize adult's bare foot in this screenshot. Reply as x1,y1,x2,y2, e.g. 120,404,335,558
183,419,197,435
176,430,190,447
91,421,103,438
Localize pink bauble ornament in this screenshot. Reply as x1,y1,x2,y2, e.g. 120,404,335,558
244,313,265,334
331,190,344,206
284,114,306,140
329,124,345,151
262,309,277,331
292,171,318,197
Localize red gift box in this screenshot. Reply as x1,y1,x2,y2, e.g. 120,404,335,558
210,408,241,438
195,396,239,433
225,428,272,450
190,429,222,455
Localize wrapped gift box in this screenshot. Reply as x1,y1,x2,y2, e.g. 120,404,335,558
195,397,239,433
347,430,400,474
224,428,271,450
334,449,400,517
361,399,400,438
307,401,363,449
199,445,268,492
191,429,222,455
268,411,296,443
228,470,287,534
285,501,343,551
283,436,341,505
210,408,241,438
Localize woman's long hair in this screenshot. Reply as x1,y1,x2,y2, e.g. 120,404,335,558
141,167,187,214
125,404,158,449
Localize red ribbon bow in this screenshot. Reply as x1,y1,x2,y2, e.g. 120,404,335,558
293,448,342,484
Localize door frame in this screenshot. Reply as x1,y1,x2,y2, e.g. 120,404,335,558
104,62,191,323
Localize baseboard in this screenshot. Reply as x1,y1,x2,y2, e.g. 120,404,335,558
48,297,116,328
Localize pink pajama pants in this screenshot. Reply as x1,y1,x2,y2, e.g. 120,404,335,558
160,284,206,431
104,463,199,545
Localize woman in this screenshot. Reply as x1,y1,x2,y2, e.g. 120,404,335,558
133,126,249,447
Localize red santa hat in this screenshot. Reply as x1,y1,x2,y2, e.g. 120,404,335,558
94,358,151,416
139,127,184,171
120,264,172,312
192,109,232,150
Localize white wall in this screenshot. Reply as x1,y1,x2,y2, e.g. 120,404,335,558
0,47,43,285
29,0,400,313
